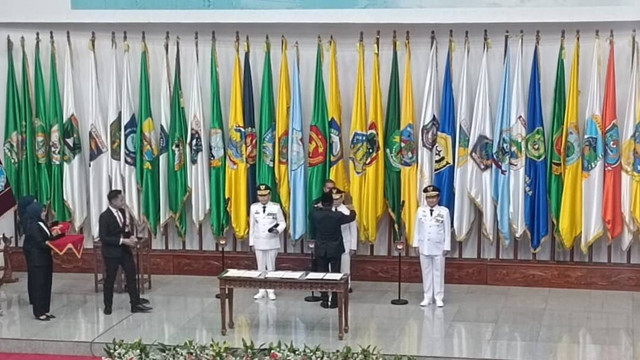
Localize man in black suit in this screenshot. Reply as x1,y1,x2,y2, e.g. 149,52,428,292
308,192,356,309
99,190,151,315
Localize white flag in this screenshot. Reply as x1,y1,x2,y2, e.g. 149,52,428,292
62,37,88,230
621,42,639,251
88,40,110,239
581,37,604,253
467,45,495,242
107,38,123,192
417,39,439,206
453,38,476,241
121,40,140,221
509,36,527,238
188,45,210,224
159,41,172,226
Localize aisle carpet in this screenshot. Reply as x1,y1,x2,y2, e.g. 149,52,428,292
0,354,100,360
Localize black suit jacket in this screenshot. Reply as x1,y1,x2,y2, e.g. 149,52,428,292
99,208,132,258
308,207,356,258
23,221,53,267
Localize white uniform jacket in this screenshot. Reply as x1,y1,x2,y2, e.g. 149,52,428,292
336,204,358,252
413,205,451,256
249,201,286,250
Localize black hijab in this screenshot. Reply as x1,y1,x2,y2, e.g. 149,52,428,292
23,202,45,228
18,195,37,220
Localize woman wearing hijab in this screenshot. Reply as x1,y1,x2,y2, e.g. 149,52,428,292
18,195,37,304
22,202,60,321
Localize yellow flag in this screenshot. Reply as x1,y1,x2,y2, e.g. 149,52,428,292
328,38,349,191
361,37,386,243
558,38,582,249
275,37,291,215
348,40,367,236
225,45,249,239
400,39,418,245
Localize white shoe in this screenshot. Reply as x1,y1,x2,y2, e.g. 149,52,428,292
436,299,444,308
267,290,276,301
420,298,432,307
254,290,266,300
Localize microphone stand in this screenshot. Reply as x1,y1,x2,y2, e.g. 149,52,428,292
304,240,322,302
391,201,408,305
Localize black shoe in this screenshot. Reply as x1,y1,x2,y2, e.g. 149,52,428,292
320,301,329,309
35,315,50,321
137,303,152,311
104,307,112,315
139,298,150,305
45,313,56,319
349,288,353,293
131,304,151,313
330,301,338,309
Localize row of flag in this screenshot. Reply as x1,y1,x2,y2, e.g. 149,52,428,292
4,30,640,254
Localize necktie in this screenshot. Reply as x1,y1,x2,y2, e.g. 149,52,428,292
262,205,266,214
115,210,123,226
430,208,434,216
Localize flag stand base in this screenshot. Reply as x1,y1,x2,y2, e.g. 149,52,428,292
304,292,322,302
391,298,408,305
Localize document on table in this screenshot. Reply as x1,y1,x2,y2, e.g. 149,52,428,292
323,273,344,281
265,271,286,278
239,270,264,278
305,272,327,280
222,269,246,277
281,271,305,279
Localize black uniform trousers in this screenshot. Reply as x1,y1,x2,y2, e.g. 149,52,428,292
28,262,53,317
103,249,140,308
316,254,341,303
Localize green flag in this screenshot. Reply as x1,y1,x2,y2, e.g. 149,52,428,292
20,38,38,199
307,39,330,213
138,40,160,235
210,36,229,237
34,37,51,206
168,39,189,238
384,39,402,241
48,37,69,221
257,37,279,203
4,38,21,199
548,39,566,240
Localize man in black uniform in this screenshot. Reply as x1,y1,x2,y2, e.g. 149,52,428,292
313,179,336,207
99,190,152,315
309,192,356,308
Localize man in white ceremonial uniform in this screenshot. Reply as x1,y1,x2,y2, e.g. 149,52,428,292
413,185,451,307
332,188,357,292
250,184,286,300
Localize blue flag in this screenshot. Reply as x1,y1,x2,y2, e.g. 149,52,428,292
525,45,549,251
289,48,307,242
244,48,258,208
434,45,455,215
492,44,512,245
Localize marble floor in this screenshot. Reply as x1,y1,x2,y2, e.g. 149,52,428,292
0,273,637,360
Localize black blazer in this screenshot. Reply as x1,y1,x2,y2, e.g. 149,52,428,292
99,208,131,259
23,221,53,267
308,207,356,258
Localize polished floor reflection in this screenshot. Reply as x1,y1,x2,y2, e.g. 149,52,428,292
0,273,636,359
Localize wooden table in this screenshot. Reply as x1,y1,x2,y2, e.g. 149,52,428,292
217,271,350,340
93,237,152,294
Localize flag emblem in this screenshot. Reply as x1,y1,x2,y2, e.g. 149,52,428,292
365,123,380,167
35,118,48,163
494,130,510,173
349,131,368,175
386,130,402,170
110,113,122,161
158,125,168,156
261,123,275,168
50,125,61,165
421,115,439,151
471,134,493,171
89,124,108,162
63,114,82,161
246,127,257,165
123,115,137,166
209,128,224,168
189,119,203,165
3,133,19,164
525,127,545,161
227,125,246,169
457,126,469,167
552,133,563,174
565,125,581,166
434,132,453,173
329,118,344,167
172,139,185,171
278,131,288,165
582,120,603,173
400,124,416,166
290,128,304,170
510,136,525,170
308,125,327,167
604,123,620,168
142,117,157,168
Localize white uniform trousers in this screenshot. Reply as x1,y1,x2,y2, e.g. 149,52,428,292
340,252,351,287
419,254,445,302
256,249,278,292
